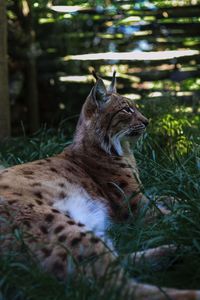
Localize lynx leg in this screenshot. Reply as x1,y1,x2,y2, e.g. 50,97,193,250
131,244,178,262
125,281,200,300
128,244,179,271
1,203,200,300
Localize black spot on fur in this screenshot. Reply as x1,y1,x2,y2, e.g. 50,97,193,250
118,163,132,169
63,176,72,183
28,203,35,209
50,167,58,173
35,199,43,205
31,182,42,187
23,170,34,175
90,237,100,244
54,225,64,234
67,220,75,225
40,225,48,234
58,252,67,261
58,234,67,243
65,213,71,218
12,192,22,196
65,167,72,173
24,175,34,179
45,158,51,162
77,222,85,227
71,237,82,246
71,159,79,166
34,191,43,199
81,182,89,189
59,192,67,199
8,199,18,204
58,183,65,188
114,157,121,161
45,214,54,223
36,161,45,165
41,247,52,257
51,208,60,214
65,166,77,174
0,185,9,189
126,174,131,178
80,232,86,237
118,163,128,168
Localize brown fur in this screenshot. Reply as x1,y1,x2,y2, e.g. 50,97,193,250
0,74,199,299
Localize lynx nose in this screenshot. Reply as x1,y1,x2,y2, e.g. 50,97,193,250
142,118,149,127
138,117,149,127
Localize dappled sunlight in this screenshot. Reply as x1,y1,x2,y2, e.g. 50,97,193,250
49,5,87,13
117,16,142,24
59,75,92,83
148,92,163,98
58,75,111,86
134,30,153,36
174,106,193,113
64,50,199,61
176,91,193,97
123,93,141,100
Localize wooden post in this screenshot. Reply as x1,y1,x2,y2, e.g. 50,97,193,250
26,0,40,133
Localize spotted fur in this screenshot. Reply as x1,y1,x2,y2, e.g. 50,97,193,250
0,73,199,299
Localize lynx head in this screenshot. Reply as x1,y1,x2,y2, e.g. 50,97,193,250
74,71,148,156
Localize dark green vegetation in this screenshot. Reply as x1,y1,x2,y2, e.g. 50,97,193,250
1,0,200,299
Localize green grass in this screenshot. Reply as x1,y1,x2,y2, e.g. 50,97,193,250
0,111,200,299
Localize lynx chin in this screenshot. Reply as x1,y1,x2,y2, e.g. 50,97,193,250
0,71,199,300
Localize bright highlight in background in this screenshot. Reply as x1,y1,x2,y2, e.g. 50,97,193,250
50,5,85,13
64,50,199,61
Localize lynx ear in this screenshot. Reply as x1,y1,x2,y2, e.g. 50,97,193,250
92,78,108,104
108,70,117,93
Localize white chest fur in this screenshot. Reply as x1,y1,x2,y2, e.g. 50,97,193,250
53,186,111,240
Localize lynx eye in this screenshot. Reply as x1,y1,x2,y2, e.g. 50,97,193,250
122,107,134,114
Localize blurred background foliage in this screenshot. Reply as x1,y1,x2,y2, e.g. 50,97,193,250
5,0,200,154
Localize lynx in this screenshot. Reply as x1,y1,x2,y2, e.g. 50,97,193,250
0,72,199,299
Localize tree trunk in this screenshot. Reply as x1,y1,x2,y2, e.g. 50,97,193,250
0,0,11,138
26,0,40,133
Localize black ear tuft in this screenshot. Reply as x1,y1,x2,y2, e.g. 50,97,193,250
108,70,117,93
92,70,100,81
